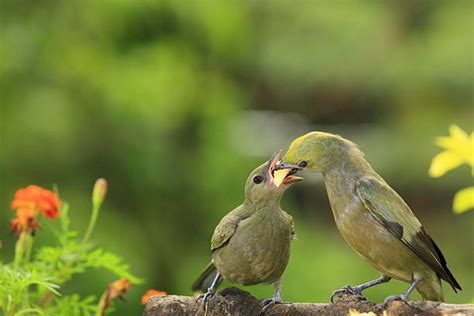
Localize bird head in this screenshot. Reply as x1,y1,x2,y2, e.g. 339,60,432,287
276,131,356,173
244,151,303,204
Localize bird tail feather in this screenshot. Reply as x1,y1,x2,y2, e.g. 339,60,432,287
191,261,222,292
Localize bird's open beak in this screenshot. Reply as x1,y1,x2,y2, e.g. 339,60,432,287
266,151,303,187
274,161,302,171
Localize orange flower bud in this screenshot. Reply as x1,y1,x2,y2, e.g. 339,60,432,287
98,278,130,315
141,289,167,305
92,178,107,207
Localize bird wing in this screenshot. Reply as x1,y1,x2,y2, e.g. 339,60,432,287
211,206,249,251
284,211,296,240
291,218,296,240
355,176,461,291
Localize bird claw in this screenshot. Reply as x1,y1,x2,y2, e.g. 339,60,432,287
330,285,367,303
197,288,215,305
259,298,282,315
384,294,407,306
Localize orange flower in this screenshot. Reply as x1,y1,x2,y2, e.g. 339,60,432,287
10,185,60,236
98,278,131,315
11,185,60,219
141,289,167,305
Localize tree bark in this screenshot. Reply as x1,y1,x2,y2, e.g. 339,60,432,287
143,287,473,316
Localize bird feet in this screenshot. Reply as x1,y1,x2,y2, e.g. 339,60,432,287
259,297,283,315
330,285,367,303
384,294,408,306
197,288,215,305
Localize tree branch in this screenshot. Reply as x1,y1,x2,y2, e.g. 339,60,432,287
144,287,473,316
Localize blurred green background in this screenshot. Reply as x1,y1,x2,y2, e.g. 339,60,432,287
1,0,473,314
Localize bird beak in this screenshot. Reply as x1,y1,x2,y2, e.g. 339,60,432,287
274,161,302,171
265,150,281,179
267,151,303,187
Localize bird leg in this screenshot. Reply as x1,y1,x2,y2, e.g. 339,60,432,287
259,278,283,315
331,275,391,302
198,272,221,305
384,277,421,305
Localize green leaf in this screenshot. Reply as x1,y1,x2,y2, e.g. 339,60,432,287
86,250,143,284
0,265,60,315
45,294,97,316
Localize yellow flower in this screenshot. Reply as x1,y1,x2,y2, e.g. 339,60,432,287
429,125,474,214
429,124,474,177
453,186,474,214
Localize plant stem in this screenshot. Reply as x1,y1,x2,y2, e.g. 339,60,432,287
14,307,44,315
82,204,100,243
14,233,33,267
84,178,107,243
96,292,107,316
13,234,24,268
24,234,33,262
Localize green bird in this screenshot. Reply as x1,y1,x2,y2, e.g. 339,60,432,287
276,132,461,303
192,151,302,312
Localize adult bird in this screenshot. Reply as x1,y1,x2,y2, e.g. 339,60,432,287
276,131,461,303
192,151,302,312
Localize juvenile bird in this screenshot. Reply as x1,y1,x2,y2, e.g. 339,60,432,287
192,151,302,312
276,132,461,303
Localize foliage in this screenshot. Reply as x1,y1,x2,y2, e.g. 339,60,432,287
0,180,142,316
429,125,474,213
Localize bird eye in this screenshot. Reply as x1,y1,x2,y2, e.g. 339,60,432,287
298,160,308,168
253,175,264,184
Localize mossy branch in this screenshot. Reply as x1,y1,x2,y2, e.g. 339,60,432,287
143,287,473,316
